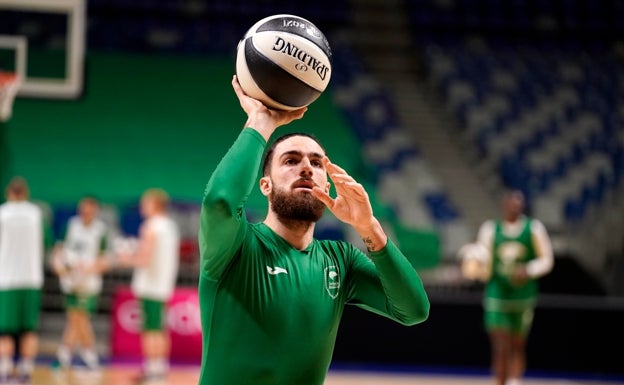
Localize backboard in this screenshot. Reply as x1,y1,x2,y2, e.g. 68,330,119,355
0,0,86,99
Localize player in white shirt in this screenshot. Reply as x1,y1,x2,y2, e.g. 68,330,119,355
0,177,45,383
50,196,110,371
117,188,180,382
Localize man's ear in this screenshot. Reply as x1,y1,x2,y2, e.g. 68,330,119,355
259,176,272,197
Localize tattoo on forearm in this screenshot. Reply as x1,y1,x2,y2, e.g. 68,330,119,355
362,237,377,252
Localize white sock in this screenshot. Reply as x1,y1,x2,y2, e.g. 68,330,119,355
146,358,167,376
0,357,13,377
505,379,522,385
57,345,72,368
155,358,168,374
17,358,34,377
80,348,99,370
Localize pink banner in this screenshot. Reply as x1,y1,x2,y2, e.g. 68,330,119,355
110,286,202,361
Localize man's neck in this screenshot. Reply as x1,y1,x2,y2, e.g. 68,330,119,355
504,214,524,224
263,212,315,251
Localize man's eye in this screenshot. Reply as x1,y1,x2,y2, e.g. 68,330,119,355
312,160,323,167
285,158,296,165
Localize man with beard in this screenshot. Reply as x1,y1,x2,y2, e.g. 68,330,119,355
196,76,430,385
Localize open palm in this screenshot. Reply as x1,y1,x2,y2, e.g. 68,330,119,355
312,157,374,228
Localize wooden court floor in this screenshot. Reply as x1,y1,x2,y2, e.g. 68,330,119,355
30,364,624,385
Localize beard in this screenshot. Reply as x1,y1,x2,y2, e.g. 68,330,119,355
270,186,326,224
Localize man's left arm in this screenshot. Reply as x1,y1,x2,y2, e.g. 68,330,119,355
526,219,554,278
346,237,430,326
312,157,429,325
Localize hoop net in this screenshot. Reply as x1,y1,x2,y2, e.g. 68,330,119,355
0,71,21,122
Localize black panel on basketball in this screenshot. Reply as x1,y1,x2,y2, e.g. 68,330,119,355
243,38,321,108
255,17,332,61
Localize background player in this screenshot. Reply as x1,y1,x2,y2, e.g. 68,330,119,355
50,196,110,371
196,76,430,385
475,190,554,385
0,177,49,383
116,188,180,383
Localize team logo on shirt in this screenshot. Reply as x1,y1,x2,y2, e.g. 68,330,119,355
324,266,340,299
496,241,527,276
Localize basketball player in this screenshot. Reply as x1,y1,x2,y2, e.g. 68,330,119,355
196,76,430,385
0,177,47,383
50,196,110,371
116,189,180,382
476,190,554,385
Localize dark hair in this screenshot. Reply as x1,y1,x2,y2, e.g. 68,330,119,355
261,132,326,176
502,189,525,202
5,176,29,199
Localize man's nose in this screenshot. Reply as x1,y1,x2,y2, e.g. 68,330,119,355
300,158,313,176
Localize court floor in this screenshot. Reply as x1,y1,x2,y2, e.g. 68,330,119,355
29,364,624,385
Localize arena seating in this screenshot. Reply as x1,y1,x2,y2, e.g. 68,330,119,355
86,0,350,54
420,35,624,232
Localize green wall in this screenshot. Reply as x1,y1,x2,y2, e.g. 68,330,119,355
1,51,440,266
3,52,360,213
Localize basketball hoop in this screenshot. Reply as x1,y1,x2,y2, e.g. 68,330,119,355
0,71,21,122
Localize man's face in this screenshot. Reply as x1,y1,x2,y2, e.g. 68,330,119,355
503,192,524,220
140,196,156,218
262,136,329,223
79,200,99,225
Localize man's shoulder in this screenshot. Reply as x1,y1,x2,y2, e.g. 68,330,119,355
478,219,496,230
0,200,40,214
528,217,547,233
149,214,178,230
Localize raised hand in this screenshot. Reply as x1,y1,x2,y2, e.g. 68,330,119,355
231,75,307,141
312,156,387,251
311,157,374,230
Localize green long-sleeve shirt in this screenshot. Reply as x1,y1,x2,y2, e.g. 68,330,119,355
198,128,429,385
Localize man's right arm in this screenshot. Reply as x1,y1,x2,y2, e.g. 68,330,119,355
199,128,267,281
476,220,495,254
200,76,307,281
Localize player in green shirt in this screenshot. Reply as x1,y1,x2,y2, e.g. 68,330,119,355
476,191,554,385
197,76,430,385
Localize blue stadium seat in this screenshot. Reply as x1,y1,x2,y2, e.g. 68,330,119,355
120,204,142,237
52,205,77,240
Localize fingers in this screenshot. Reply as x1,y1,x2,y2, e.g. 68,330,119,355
234,74,308,127
323,156,349,175
277,106,308,126
232,75,256,112
311,186,334,208
232,75,246,97
322,157,366,196
323,157,357,184
289,106,308,121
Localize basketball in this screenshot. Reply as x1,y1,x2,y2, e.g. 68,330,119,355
458,243,491,282
235,14,332,111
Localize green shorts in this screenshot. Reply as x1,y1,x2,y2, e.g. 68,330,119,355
140,298,165,332
485,307,534,336
65,293,98,314
0,288,41,334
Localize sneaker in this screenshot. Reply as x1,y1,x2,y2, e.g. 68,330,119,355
79,349,99,371
132,371,166,384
